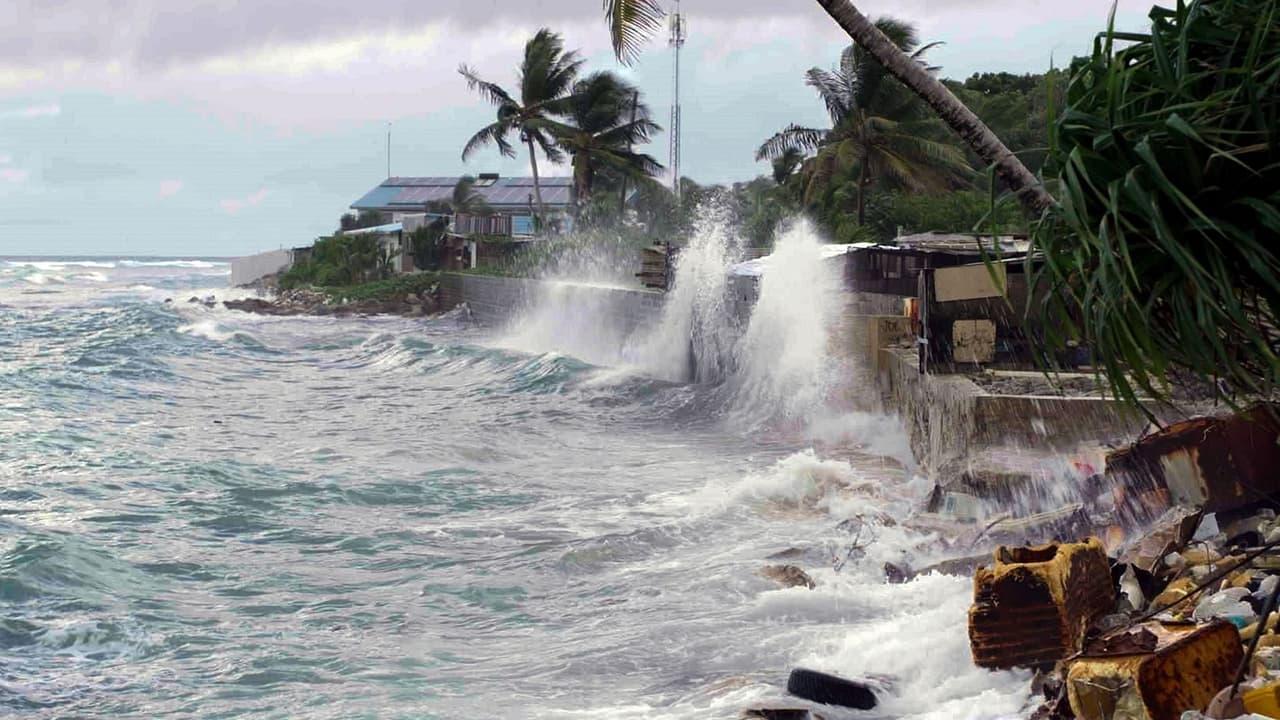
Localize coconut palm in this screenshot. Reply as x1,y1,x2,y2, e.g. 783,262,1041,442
426,176,493,216
535,72,663,207
757,19,970,225
459,29,584,223
602,0,1052,215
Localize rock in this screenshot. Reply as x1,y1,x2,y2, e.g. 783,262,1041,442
883,562,910,584
968,539,1115,670
759,565,815,590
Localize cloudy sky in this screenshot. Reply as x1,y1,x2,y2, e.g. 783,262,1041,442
0,0,1154,256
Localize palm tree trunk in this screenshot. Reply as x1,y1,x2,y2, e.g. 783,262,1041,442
856,161,869,226
526,137,548,231
815,0,1055,217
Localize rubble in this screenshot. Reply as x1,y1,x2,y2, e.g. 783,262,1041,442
968,539,1114,669
1066,621,1243,720
759,565,816,590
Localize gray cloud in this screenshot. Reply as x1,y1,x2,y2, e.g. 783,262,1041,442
4,0,835,67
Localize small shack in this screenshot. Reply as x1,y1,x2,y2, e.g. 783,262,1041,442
844,233,1039,372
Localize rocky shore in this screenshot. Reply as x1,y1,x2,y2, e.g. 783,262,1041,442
749,403,1280,719
220,286,442,318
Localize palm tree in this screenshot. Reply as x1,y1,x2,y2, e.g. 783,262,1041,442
535,72,664,207
757,20,970,225
459,29,584,223
426,176,492,216
602,0,1053,215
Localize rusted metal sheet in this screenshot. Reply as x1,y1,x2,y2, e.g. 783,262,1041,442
1066,621,1242,720
968,538,1115,669
1106,403,1280,514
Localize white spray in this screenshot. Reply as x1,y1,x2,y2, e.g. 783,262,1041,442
726,219,842,428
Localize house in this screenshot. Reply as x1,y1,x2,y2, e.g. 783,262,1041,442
350,174,573,229
349,174,574,271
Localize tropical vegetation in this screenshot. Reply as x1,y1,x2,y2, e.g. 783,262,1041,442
278,234,398,289
460,29,584,221
1032,0,1280,407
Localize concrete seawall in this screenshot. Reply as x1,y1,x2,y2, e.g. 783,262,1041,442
437,273,666,332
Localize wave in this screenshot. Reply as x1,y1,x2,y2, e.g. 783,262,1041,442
118,259,227,269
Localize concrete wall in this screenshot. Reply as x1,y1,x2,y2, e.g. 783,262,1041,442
878,347,1149,479
437,273,666,331
230,249,294,287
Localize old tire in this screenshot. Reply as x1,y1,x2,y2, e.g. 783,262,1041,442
786,668,878,710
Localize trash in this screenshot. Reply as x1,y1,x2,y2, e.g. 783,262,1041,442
785,668,878,710
1257,576,1280,603
1182,546,1224,566
1242,682,1280,717
1120,565,1147,612
1105,403,1280,515
1193,587,1257,627
1194,514,1221,542
1118,507,1201,575
968,539,1115,669
1152,577,1201,612
1067,621,1243,720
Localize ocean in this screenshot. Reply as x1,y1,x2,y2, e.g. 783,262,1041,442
0,244,1029,719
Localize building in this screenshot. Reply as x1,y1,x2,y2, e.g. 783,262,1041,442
350,174,573,229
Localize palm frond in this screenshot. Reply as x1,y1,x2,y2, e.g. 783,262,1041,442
604,0,665,65
461,120,515,161
458,65,514,107
756,125,827,160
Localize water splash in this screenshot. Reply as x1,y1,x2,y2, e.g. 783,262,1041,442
726,219,842,428
629,201,741,383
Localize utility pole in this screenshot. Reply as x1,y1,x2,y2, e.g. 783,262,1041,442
668,0,685,202
386,122,392,178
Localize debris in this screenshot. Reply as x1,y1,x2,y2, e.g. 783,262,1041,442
1066,621,1243,720
1119,565,1147,612
968,539,1115,669
1192,587,1257,627
1117,506,1201,575
785,668,878,710
979,503,1094,548
759,565,816,590
1105,403,1280,515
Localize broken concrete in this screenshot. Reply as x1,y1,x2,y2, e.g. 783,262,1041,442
1066,621,1243,720
968,539,1115,669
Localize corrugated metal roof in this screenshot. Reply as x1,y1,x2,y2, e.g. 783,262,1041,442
351,176,573,211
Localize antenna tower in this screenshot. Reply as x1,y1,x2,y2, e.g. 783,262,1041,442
668,1,686,201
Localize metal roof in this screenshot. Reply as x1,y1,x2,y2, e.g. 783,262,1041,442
342,222,402,235
892,232,1030,256
351,176,574,211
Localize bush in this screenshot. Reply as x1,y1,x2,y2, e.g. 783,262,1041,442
319,273,440,303
1033,0,1280,407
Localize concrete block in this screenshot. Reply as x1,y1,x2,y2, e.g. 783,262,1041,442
968,538,1115,669
1066,621,1242,720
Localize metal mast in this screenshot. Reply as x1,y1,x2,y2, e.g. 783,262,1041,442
668,0,686,201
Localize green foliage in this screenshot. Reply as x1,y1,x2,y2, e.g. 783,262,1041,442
279,234,394,289
1032,0,1280,408
409,219,449,271
319,273,440,303
865,188,1026,241
757,18,971,226
338,210,388,232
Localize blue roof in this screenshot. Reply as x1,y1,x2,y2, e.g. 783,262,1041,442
342,222,402,235
351,176,574,212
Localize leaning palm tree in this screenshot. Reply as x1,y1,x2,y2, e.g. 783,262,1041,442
757,20,970,225
459,29,584,223
535,72,664,207
602,0,1052,215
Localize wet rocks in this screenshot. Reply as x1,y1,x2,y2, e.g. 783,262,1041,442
222,284,441,318
759,565,816,590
